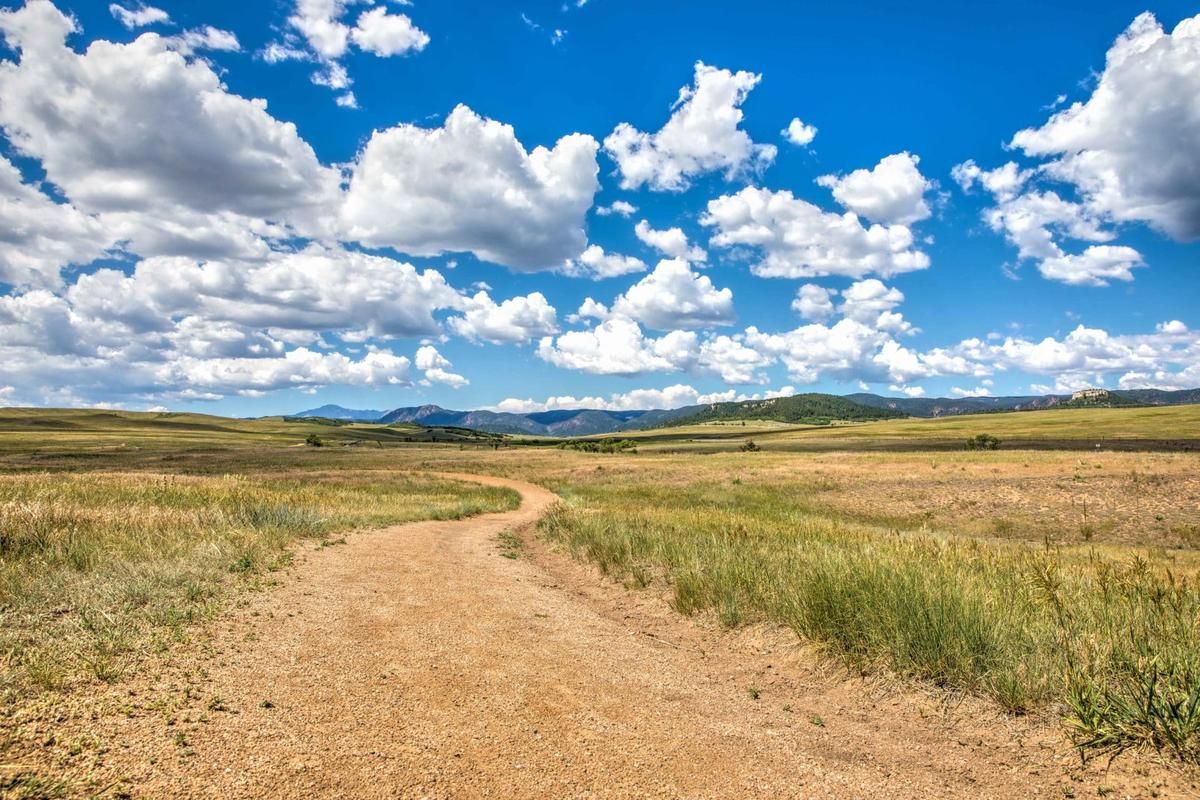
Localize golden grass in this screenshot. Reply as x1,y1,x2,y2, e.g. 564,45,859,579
1,403,1197,765
0,469,517,705
538,458,1200,763
763,404,1200,445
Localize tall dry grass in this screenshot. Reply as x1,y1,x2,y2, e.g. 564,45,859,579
540,476,1200,764
0,471,517,699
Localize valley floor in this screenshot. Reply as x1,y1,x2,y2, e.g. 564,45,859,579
9,472,1195,799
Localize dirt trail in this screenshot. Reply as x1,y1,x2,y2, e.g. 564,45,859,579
83,473,1191,799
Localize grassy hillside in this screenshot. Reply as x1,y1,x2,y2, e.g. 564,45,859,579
768,404,1200,448
1057,391,1139,409
608,405,1200,453
659,393,904,427
0,408,505,458
1,404,1194,463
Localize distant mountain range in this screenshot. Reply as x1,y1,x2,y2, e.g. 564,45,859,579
290,404,385,422
292,402,697,436
293,387,1200,436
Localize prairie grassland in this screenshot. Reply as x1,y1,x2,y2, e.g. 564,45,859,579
0,469,517,708
611,404,1200,453
1,404,1197,766
0,407,503,461
535,452,1200,764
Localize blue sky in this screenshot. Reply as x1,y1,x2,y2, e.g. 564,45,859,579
0,0,1197,415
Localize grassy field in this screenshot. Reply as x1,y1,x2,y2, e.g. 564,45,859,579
614,404,1200,452
537,455,1200,763
0,463,518,738
0,407,507,460
1,403,1198,767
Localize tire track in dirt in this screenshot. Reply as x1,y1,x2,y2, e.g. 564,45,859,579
78,473,1191,799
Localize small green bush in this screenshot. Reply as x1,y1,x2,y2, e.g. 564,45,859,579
305,433,324,447
557,439,637,454
966,433,1000,450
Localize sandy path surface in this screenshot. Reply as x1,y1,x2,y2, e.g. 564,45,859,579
79,473,1192,799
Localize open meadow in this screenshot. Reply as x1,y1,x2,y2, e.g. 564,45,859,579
1,404,1198,796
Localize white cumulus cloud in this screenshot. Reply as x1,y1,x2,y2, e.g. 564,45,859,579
595,199,637,217
0,1,340,249
634,219,707,262
817,152,933,226
448,291,560,345
1010,12,1200,241
274,0,429,102
351,6,429,57
702,186,930,279
791,284,835,321
610,258,735,330
109,3,169,29
415,345,468,388
604,62,776,192
342,105,599,270
782,117,817,147
561,244,647,280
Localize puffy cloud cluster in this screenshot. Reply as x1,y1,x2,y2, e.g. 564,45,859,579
448,291,559,345
490,383,797,414
953,161,1142,286
532,272,1195,395
109,3,169,29
265,0,429,106
958,322,1200,392
0,245,464,345
0,156,116,287
1037,246,1145,287
536,316,771,383
595,200,637,217
161,347,413,398
702,186,931,279
604,62,777,191
792,284,835,321
817,152,933,226
415,345,468,388
541,276,934,386
0,0,339,278
537,317,700,377
633,220,707,262
1010,12,1200,241
955,12,1200,284
560,244,646,280
837,279,913,334
611,259,733,330
743,319,977,386
699,152,933,285
0,242,572,402
580,258,734,331
0,3,329,221
342,105,600,270
782,118,817,147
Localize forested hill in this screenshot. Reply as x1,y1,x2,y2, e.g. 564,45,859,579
659,393,905,427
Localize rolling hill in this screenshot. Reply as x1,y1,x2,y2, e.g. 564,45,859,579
658,393,904,427
290,387,1200,436
847,387,1200,417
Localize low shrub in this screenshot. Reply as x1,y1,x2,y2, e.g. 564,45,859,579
966,433,1001,450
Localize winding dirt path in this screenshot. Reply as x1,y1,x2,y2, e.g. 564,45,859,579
84,473,1191,799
